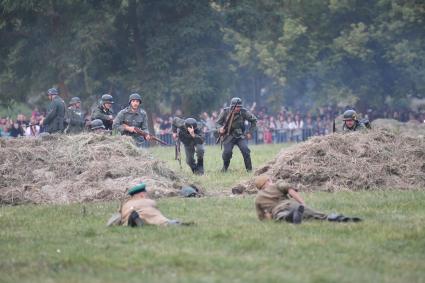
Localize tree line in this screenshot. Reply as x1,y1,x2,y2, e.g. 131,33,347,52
1,0,424,117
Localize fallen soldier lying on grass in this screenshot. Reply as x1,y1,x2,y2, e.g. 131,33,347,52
254,175,362,224
107,182,193,227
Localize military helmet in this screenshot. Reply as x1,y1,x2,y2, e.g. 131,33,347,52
90,119,105,130
343,109,357,121
129,93,142,103
47,88,59,96
184,118,198,129
101,94,114,104
230,97,243,107
69,97,81,105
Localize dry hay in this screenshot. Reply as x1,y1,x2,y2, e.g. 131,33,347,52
232,130,425,194
0,134,198,205
372,119,425,138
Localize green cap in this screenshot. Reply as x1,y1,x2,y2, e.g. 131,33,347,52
128,183,146,196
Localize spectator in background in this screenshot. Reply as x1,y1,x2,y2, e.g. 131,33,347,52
292,114,304,142
25,116,40,137
9,121,24,137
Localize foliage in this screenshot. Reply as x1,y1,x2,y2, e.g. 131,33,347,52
1,0,424,114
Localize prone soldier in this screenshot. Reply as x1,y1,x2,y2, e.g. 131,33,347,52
254,175,362,224
172,117,205,175
92,94,114,130
108,182,190,227
216,97,257,172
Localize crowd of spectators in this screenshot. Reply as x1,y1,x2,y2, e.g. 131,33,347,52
1,103,424,146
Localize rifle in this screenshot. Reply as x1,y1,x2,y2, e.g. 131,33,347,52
133,127,168,146
216,104,237,145
332,119,336,133
175,130,182,169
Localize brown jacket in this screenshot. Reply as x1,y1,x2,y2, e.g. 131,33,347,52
121,198,170,226
254,181,293,220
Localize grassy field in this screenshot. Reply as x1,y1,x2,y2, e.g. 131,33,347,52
1,144,425,283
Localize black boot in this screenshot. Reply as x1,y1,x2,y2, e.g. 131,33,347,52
190,162,198,174
285,205,304,224
244,156,253,172
196,158,204,175
128,211,144,227
221,160,230,172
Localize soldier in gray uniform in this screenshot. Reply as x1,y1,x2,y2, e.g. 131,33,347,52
65,97,85,134
92,94,114,130
40,88,66,134
342,109,368,132
112,93,152,146
90,119,107,133
216,97,257,172
172,117,205,175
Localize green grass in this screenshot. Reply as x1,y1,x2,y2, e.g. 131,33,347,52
149,143,287,193
1,144,425,283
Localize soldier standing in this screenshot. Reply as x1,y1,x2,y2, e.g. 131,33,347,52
92,94,114,130
216,97,257,172
112,93,152,146
342,109,368,132
40,88,66,134
65,97,85,134
172,117,205,175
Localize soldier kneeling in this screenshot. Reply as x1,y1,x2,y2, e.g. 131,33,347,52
172,117,205,175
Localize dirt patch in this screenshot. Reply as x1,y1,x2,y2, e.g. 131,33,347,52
0,134,199,205
233,129,425,194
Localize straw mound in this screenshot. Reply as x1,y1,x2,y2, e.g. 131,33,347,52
232,130,425,194
0,134,195,205
372,119,425,137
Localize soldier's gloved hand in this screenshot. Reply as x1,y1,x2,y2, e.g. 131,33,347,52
246,133,252,140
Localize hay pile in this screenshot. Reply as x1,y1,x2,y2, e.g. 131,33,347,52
0,134,194,205
372,119,425,138
232,130,425,194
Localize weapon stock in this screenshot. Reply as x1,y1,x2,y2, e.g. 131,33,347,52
215,104,237,145
133,127,168,145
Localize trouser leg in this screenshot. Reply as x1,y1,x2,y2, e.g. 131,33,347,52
184,145,197,173
195,144,205,175
221,139,235,172
236,138,252,172
273,201,327,222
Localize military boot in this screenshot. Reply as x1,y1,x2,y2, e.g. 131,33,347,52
221,160,230,173
244,156,253,172
196,158,204,175
282,205,304,224
189,162,198,174
128,211,144,227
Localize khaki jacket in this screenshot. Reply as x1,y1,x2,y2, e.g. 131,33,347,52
254,181,293,220
121,198,169,226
